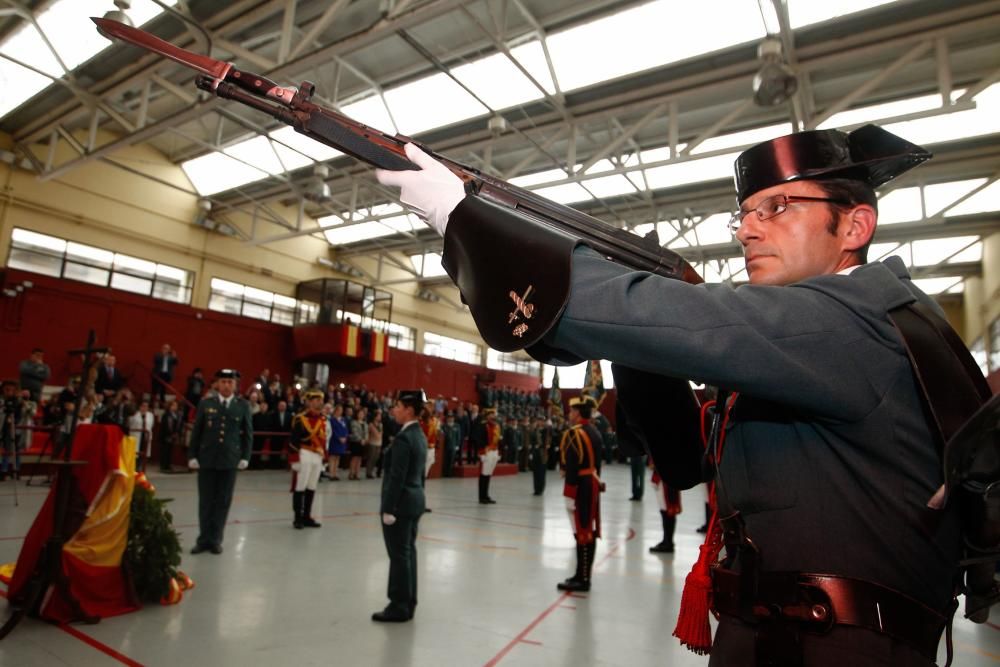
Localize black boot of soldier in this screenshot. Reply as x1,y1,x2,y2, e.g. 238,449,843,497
478,475,489,503
302,489,321,527
558,541,586,591
293,491,304,529
696,502,710,533
650,512,675,553
484,475,497,503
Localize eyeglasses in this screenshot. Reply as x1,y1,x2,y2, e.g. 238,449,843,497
728,195,852,233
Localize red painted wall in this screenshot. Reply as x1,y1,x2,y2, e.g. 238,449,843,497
1,269,539,401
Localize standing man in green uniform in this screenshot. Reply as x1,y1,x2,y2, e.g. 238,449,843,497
529,415,548,495
373,389,427,623
188,369,252,555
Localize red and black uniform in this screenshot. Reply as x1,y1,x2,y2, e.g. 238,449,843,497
477,417,502,503
558,419,602,590
288,409,326,528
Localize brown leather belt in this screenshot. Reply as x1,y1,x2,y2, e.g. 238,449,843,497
711,567,947,660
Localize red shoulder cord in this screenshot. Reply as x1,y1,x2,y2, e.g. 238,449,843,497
672,394,736,655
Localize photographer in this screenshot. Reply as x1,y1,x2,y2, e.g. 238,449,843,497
0,380,24,481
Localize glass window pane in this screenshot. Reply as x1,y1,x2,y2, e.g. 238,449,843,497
210,278,245,295
11,228,66,255
110,272,153,295
242,301,272,321
7,247,62,277
64,261,109,286
153,281,190,304
243,286,274,305
272,306,295,326
208,292,242,315
114,253,157,277
66,242,113,268
155,264,190,284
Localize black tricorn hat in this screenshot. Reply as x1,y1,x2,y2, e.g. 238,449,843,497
215,368,241,379
397,389,427,409
733,124,931,203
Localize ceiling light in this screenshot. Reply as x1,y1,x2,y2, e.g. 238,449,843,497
753,38,797,107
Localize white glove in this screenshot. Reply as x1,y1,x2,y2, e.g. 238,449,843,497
291,462,302,472
188,458,200,470
237,459,249,470
375,143,466,236
382,513,397,526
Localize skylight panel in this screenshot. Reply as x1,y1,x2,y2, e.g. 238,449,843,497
816,93,950,130
181,151,269,196
269,127,343,162
225,136,287,176
409,252,447,278
883,83,1000,146
532,183,593,205
947,282,965,295
644,152,738,190
382,72,489,136
342,94,396,133
691,124,793,155
725,258,749,282
912,276,963,295
948,241,983,264
583,173,639,199
946,180,1000,217
693,213,734,246
868,242,903,262
924,179,988,217
912,236,980,266
0,0,176,119
875,187,921,225
451,40,555,111
546,0,764,93
321,212,422,246
631,223,655,237
510,168,569,188
789,0,901,29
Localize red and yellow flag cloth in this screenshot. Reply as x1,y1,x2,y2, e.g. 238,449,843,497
0,425,140,622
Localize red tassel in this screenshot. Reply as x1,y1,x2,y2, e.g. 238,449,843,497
672,542,716,654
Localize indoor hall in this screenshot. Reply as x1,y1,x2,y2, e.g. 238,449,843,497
1,467,999,666
2,0,1000,665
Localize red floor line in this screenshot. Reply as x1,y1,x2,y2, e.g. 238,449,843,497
433,511,544,531
482,527,638,667
58,624,144,667
988,621,1000,633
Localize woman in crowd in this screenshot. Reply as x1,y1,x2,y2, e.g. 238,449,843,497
327,403,348,481
365,408,383,479
347,406,366,480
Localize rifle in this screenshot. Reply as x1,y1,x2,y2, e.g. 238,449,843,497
93,18,707,490
92,17,702,288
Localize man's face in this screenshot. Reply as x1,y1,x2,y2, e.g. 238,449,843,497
105,355,116,367
161,344,171,355
31,351,43,363
391,401,413,425
568,407,581,425
217,378,236,397
306,397,321,412
735,180,867,286
278,401,287,412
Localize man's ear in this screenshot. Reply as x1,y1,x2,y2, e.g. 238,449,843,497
842,204,877,253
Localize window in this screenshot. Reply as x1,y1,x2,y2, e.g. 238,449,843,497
971,337,988,376
387,322,415,351
487,349,541,376
423,331,481,365
7,228,192,303
990,319,1000,374
208,278,301,325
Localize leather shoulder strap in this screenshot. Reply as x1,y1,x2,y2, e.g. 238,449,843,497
889,302,991,448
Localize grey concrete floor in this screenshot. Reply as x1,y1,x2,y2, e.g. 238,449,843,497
0,464,998,666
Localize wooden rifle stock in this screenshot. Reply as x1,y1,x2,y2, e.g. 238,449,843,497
201,75,702,285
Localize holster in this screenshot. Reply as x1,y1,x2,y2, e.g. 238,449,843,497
714,513,948,664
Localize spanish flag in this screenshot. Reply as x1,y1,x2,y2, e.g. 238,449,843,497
342,324,360,357
369,330,389,363
1,425,140,622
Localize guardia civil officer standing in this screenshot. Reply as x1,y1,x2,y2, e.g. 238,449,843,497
377,125,968,665
373,389,427,623
188,369,252,554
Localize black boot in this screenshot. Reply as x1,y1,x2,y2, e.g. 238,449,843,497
650,511,675,553
302,489,321,527
484,475,497,503
478,475,488,504
696,502,710,534
559,540,592,592
292,491,304,529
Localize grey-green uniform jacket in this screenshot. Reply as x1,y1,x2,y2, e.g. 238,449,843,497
380,422,427,518
541,246,960,612
189,395,253,469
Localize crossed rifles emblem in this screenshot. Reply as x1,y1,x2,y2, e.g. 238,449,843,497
508,285,536,338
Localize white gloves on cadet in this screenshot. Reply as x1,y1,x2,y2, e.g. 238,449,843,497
237,460,249,470
382,513,397,526
375,143,466,236
188,458,200,470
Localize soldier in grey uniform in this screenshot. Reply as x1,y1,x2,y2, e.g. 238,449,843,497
188,369,252,554
373,389,427,623
377,126,962,665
